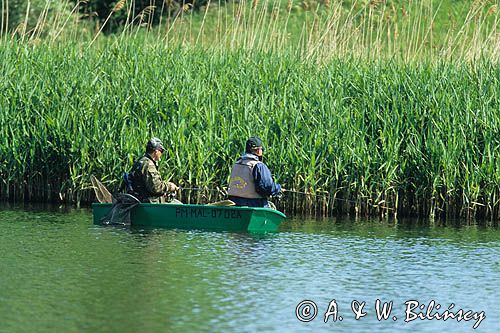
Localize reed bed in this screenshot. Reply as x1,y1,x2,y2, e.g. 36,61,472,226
0,44,498,220
0,0,498,220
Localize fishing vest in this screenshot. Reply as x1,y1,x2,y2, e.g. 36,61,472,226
227,158,264,199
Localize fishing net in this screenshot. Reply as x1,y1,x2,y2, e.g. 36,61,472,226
90,175,113,203
100,193,141,225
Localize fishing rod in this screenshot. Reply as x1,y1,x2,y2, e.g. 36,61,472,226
283,189,358,204
282,189,326,196
168,187,226,201
282,188,334,198
282,188,394,209
180,187,385,208
179,187,225,194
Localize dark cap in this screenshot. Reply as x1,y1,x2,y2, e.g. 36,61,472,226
245,136,263,153
146,137,165,152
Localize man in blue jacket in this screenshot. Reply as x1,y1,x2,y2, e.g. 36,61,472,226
227,137,282,208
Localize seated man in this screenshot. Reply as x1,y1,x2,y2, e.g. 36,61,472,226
227,137,282,208
128,137,179,203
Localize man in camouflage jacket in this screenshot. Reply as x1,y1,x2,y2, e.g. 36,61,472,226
128,138,178,203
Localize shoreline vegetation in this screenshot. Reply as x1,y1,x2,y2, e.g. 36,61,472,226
0,1,499,221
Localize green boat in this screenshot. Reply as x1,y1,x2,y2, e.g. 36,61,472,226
92,203,286,232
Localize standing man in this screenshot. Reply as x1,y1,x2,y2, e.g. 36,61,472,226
227,137,282,208
128,137,179,203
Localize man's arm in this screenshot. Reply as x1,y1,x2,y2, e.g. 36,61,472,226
253,163,281,197
144,163,167,196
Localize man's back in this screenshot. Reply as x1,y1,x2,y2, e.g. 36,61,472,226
129,154,167,203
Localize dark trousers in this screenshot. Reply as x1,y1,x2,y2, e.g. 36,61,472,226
228,196,269,208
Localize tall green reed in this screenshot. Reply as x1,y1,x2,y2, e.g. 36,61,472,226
0,44,498,220
0,0,498,219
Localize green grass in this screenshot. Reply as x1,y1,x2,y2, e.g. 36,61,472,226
0,43,498,220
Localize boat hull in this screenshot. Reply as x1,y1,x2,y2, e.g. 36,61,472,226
92,203,286,232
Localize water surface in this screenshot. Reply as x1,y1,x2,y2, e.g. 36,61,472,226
0,205,498,332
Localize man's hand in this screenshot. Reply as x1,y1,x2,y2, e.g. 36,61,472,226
167,182,179,192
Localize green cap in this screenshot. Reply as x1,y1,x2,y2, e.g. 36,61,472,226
146,137,165,152
246,136,263,153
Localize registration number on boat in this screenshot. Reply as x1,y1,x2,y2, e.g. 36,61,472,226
175,207,243,219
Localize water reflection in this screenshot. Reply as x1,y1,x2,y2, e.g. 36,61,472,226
0,206,499,332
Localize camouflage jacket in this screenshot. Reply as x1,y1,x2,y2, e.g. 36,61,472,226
129,154,173,203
